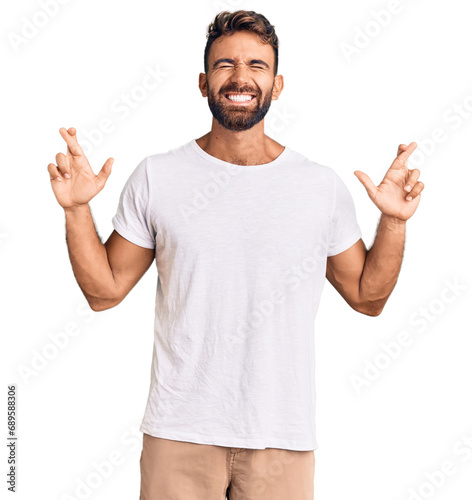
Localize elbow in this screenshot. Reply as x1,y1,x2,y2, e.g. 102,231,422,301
86,295,121,312
353,299,385,317
354,288,389,316
361,306,384,317
88,301,109,312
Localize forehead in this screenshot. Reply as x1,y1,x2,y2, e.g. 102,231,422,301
209,31,274,66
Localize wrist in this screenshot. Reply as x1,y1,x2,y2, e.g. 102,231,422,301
381,213,407,226
63,204,89,216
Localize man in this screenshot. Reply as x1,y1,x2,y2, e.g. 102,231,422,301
48,9,424,500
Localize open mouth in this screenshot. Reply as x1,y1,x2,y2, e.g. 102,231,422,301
224,93,256,104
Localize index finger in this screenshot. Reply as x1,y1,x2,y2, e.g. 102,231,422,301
59,127,84,156
391,141,417,170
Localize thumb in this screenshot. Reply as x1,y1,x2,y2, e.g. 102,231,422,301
354,170,377,198
96,157,114,189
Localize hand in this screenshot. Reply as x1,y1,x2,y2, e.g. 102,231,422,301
354,142,424,222
48,127,114,209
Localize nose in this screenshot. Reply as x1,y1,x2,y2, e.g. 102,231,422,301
230,63,251,86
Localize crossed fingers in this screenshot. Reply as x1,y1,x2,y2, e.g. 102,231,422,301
394,142,424,201
59,127,84,157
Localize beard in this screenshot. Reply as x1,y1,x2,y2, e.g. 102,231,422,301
207,82,274,131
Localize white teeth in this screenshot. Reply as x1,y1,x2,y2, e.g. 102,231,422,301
227,94,253,102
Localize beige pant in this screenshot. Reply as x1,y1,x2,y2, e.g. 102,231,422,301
139,433,315,499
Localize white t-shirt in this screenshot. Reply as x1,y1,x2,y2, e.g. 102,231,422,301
112,138,362,451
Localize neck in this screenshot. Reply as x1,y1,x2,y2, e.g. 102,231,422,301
195,119,284,166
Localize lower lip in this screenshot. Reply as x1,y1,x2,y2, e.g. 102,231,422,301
224,95,256,105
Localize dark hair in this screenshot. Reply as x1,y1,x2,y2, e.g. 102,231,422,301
204,10,279,76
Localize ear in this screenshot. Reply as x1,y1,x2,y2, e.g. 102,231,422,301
199,72,208,97
271,74,284,100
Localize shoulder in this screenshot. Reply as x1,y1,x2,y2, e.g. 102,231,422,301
286,146,338,182
145,140,192,166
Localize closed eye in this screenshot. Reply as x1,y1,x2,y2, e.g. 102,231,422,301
217,65,266,70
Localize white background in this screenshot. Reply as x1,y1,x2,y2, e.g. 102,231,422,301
1,0,471,499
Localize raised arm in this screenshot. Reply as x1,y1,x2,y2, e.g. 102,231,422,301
48,127,155,311
326,142,424,316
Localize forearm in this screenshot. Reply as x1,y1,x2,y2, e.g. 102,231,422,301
359,213,406,313
64,204,118,308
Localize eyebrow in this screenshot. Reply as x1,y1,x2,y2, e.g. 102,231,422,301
212,58,270,69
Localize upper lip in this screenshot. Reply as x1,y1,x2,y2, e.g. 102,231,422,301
224,93,255,96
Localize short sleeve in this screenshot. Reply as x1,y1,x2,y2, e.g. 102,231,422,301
111,157,156,249
327,172,362,257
